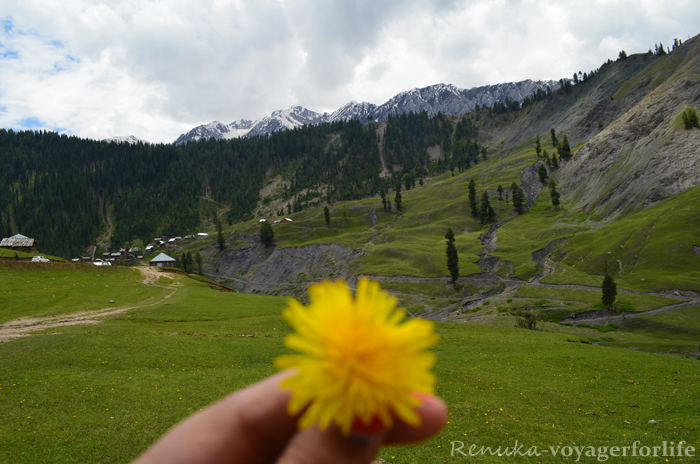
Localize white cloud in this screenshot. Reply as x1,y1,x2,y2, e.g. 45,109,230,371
0,0,698,143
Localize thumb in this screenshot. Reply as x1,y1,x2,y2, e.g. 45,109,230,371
276,423,385,464
275,394,447,464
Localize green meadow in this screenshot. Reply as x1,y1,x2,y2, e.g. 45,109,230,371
1,263,698,463
542,185,700,293
0,262,166,323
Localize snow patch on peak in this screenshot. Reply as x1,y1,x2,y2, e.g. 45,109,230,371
103,135,147,144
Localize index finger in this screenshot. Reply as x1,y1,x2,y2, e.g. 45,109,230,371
133,371,297,464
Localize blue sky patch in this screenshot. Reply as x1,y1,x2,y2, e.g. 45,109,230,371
1,49,18,59
18,117,45,129
1,17,14,34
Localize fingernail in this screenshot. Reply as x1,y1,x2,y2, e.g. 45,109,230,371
350,416,383,445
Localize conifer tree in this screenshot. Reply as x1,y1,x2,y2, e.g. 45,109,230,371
195,251,203,275
380,186,387,212
601,261,617,310
549,179,560,207
260,221,274,246
394,182,403,213
468,179,478,217
550,128,557,147
538,164,548,184
497,184,503,202
535,134,541,157
324,206,330,228
511,181,525,214
479,191,496,224
559,134,571,160
185,251,194,273
445,227,459,285
551,151,559,169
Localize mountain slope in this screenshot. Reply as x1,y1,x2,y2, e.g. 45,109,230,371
186,35,700,302
558,36,700,220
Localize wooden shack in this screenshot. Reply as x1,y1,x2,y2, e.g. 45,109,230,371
0,234,37,253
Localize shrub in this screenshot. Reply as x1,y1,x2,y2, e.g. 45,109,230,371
514,311,541,330
545,311,568,323
577,323,618,333
533,299,550,307
682,108,699,129
593,301,636,312
506,298,513,303
497,306,508,313
482,301,491,306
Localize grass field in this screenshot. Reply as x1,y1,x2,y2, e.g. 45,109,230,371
1,263,698,463
0,262,167,324
0,248,68,262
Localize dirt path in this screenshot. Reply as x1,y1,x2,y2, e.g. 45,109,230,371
585,212,603,230
363,214,401,249
96,197,114,253
376,125,390,178
0,267,176,342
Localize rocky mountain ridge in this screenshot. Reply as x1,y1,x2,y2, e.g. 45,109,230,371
174,79,560,144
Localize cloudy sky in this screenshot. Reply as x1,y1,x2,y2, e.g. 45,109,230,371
0,0,697,143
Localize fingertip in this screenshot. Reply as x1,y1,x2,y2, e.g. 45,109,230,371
385,394,447,445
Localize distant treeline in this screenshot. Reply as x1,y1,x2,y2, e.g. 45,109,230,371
0,110,491,258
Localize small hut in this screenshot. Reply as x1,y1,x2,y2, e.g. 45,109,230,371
149,253,176,268
0,234,37,253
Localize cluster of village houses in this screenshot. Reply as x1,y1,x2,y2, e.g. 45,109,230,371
84,232,210,264
2,217,291,267
0,232,210,267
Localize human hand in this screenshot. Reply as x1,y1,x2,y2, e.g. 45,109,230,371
133,370,447,464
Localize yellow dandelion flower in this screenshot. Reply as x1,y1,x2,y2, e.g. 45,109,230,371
275,278,438,436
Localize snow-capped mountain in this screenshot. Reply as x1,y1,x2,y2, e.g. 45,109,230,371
245,106,328,137
174,79,560,144
173,120,255,144
328,101,378,124
103,135,148,144
371,80,558,121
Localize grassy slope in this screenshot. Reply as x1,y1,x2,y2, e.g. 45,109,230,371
512,286,681,312
542,185,700,292
0,262,166,323
0,248,69,262
176,47,697,294
1,267,698,463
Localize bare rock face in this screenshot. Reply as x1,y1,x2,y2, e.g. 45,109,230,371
208,232,365,296
558,39,700,221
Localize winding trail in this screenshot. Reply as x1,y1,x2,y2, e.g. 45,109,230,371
0,267,176,342
96,197,115,253
378,163,697,325
376,125,390,179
